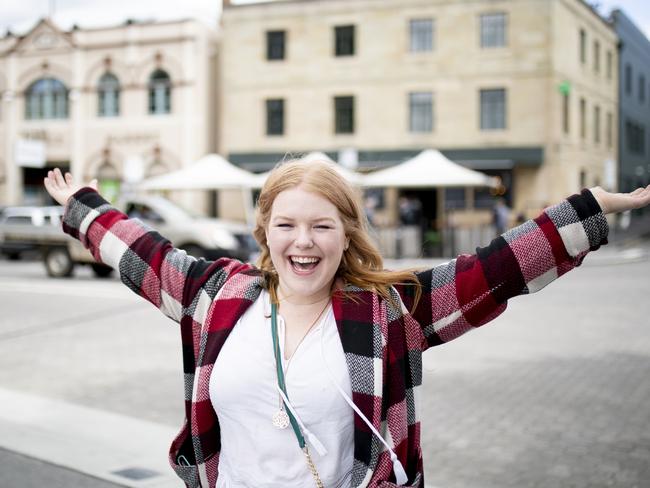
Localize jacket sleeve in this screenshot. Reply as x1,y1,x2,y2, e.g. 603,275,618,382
396,189,609,350
62,187,251,323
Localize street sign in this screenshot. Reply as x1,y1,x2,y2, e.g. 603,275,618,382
15,138,46,168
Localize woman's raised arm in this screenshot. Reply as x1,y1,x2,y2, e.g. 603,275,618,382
397,185,650,350
44,168,250,323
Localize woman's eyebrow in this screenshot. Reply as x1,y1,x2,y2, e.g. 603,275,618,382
272,215,336,223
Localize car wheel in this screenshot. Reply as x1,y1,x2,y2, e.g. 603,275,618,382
91,263,114,278
44,247,74,278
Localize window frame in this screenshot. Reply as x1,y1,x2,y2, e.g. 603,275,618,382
334,95,355,134
334,25,355,57
148,69,172,115
266,30,286,61
579,29,587,64
409,18,434,52
97,72,120,117
265,98,285,136
25,77,69,120
479,88,507,130
480,12,508,48
408,91,434,133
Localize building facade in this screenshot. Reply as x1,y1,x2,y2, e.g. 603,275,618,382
219,0,618,220
0,18,218,206
611,9,650,194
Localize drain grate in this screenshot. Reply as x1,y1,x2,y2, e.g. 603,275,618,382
112,467,161,480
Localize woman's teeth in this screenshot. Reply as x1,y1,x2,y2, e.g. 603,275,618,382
290,256,320,270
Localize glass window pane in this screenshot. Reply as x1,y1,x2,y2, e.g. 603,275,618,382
480,13,507,48
98,72,120,117
409,92,433,132
335,25,355,56
409,19,433,52
267,31,285,60
25,77,69,120
480,89,506,130
334,96,354,133
266,98,284,135
148,70,171,114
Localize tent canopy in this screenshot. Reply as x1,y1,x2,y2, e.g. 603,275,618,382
139,154,260,190
251,151,365,188
362,149,497,188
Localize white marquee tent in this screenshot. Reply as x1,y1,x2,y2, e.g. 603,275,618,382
362,149,497,188
138,154,260,224
139,154,260,190
252,151,365,188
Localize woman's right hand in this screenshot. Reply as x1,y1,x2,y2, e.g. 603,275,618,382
44,168,98,206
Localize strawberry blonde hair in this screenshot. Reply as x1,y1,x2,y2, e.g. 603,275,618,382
253,158,421,308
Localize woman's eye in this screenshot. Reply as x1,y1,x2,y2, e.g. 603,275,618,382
315,225,332,230
277,223,292,228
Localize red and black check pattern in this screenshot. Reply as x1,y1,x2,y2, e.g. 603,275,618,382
63,188,607,487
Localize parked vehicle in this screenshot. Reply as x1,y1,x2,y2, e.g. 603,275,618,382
0,196,258,278
121,195,258,262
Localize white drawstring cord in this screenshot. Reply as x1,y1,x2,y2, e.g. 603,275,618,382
319,324,408,485
276,386,328,456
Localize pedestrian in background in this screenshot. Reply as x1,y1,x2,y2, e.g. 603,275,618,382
44,162,650,488
492,197,511,235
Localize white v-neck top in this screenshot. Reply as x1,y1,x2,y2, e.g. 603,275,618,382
210,290,354,487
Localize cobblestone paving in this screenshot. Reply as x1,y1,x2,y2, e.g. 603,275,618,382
419,256,650,488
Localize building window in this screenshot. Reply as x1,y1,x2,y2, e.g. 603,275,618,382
594,105,600,144
579,29,586,64
266,30,286,61
409,19,434,52
606,112,613,148
98,72,120,117
334,96,354,134
606,51,613,80
562,92,570,135
148,69,171,115
480,13,507,48
334,25,355,56
579,98,586,139
626,119,645,155
25,78,69,119
265,98,285,136
480,88,506,130
409,92,433,132
640,75,646,103
593,40,600,73
625,64,632,96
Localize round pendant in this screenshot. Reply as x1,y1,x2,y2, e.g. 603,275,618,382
272,410,290,429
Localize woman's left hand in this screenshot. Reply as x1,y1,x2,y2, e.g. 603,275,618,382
590,185,650,215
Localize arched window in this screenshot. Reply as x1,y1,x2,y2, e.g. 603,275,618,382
98,72,120,117
25,78,69,119
148,69,171,115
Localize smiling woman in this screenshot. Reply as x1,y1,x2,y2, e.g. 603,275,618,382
43,160,650,488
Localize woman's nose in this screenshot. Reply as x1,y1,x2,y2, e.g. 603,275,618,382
294,227,314,248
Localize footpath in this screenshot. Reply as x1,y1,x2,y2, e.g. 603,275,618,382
1,213,648,488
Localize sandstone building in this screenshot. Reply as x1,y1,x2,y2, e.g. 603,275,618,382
0,18,218,206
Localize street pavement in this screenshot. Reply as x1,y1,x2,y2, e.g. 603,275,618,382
0,237,649,487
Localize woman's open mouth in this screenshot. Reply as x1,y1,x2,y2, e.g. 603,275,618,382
289,256,321,273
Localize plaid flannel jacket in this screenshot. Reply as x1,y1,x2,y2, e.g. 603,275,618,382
63,188,608,487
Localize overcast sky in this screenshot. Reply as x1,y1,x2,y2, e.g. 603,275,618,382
2,0,649,39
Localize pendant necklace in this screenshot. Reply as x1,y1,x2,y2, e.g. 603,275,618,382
271,297,331,429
